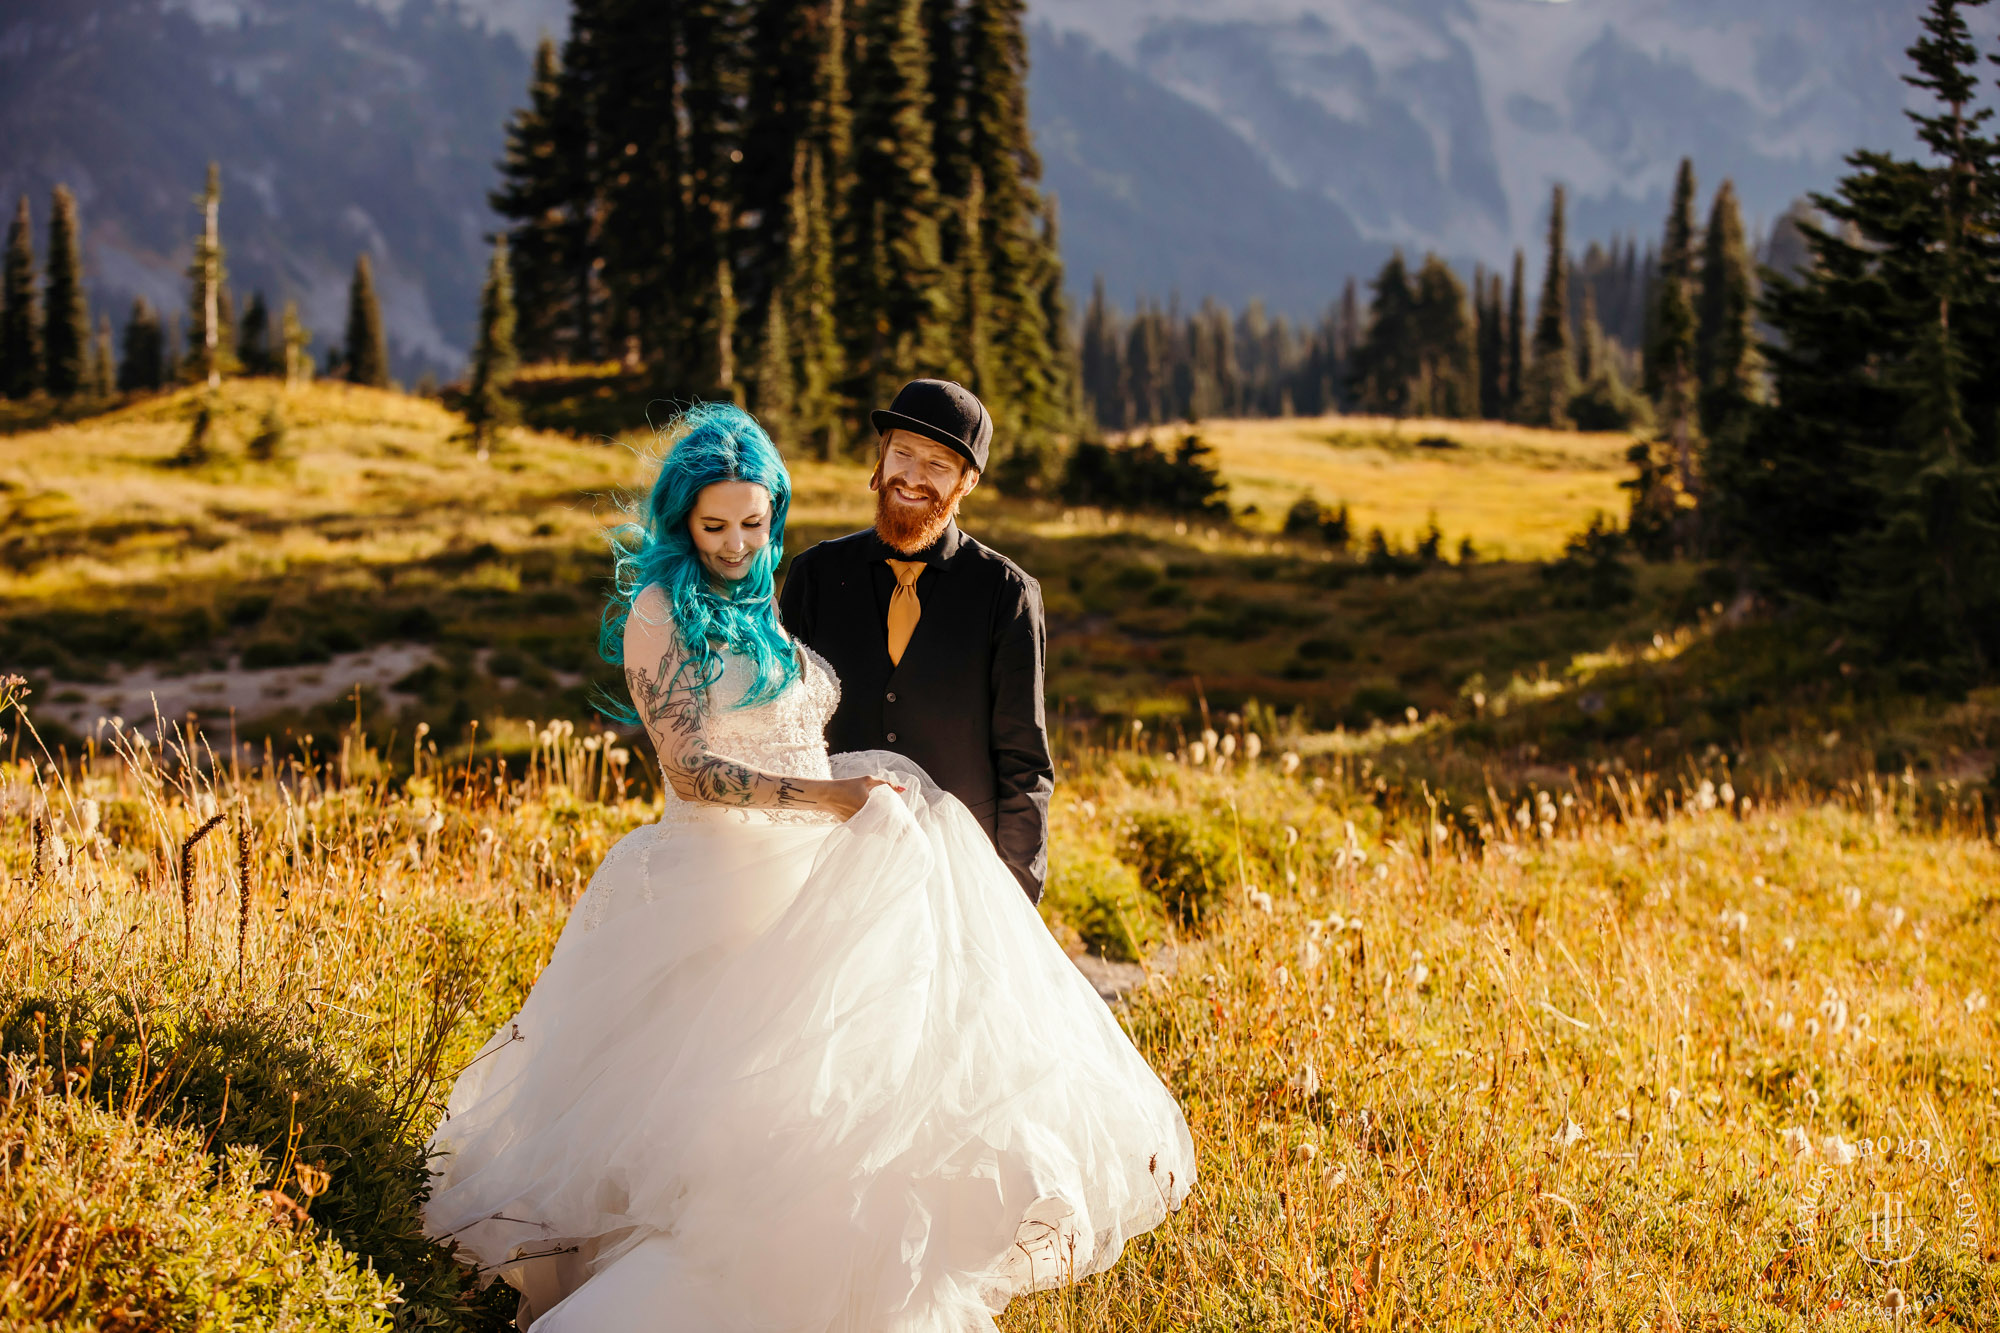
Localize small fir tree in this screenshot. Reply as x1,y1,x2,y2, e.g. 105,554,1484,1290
43,186,91,399
1503,249,1525,417
1517,186,1577,428
90,315,115,398
344,254,390,388
1646,158,1702,501
280,301,313,388
1,197,41,399
238,291,274,376
119,298,164,393
464,235,521,449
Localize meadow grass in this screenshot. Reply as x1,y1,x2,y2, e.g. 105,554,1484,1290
3,684,1995,1330
5,383,1712,754
1142,415,1639,560
4,385,1997,1329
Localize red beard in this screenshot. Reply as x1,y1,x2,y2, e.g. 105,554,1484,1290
872,464,970,554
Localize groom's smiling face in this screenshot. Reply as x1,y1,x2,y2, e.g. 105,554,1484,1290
872,430,978,553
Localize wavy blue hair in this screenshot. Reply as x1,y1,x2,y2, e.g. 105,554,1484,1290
598,403,799,714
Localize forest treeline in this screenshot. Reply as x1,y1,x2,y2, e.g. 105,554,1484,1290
491,0,1069,461
0,165,404,402
1075,182,1796,439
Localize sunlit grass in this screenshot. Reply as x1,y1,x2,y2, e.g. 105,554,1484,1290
1163,414,1638,559
4,674,1996,1329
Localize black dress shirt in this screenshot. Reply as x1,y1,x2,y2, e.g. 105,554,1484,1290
778,523,1053,901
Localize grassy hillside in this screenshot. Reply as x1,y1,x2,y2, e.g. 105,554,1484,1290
3,692,1995,1329
1157,414,1637,559
3,385,1997,1328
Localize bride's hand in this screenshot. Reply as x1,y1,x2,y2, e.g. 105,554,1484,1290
824,775,900,819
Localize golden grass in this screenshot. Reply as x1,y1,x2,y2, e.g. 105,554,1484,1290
4,683,1995,1329
1158,414,1639,559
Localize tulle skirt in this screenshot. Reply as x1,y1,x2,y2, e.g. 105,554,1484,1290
421,753,1195,1331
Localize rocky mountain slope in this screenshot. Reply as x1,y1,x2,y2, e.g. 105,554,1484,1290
0,0,1952,374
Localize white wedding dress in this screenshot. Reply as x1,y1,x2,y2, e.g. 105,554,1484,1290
422,608,1196,1331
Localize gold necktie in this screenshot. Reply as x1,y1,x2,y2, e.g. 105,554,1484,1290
885,559,924,666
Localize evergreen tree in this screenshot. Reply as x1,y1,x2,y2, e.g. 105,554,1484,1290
1348,252,1418,416
1695,178,1760,438
676,0,744,400
742,0,849,454
1728,0,2000,677
1124,304,1166,426
1410,254,1477,418
119,298,163,393
281,301,313,387
465,235,521,449
1079,277,1123,429
1,197,40,399
492,36,597,363
185,163,231,387
1518,186,1577,428
344,253,390,388
43,186,90,399
237,290,274,376
90,314,116,398
961,0,1062,441
1475,267,1503,419
1646,158,1702,496
1503,249,1524,417
840,0,950,417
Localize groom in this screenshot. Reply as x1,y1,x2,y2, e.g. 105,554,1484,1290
779,379,1053,902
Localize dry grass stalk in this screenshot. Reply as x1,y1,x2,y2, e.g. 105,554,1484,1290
179,811,227,955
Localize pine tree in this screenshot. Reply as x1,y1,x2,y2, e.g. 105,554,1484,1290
344,253,390,388
238,291,274,376
676,0,744,400
2,197,41,400
1079,276,1123,428
281,301,313,388
840,0,950,417
43,186,90,399
1518,186,1576,428
492,36,597,362
1733,0,2000,676
961,0,1062,442
1348,252,1418,416
1503,249,1524,417
1646,158,1702,495
1410,254,1477,418
91,315,115,398
119,299,163,393
1695,179,1760,438
185,163,230,387
465,235,520,449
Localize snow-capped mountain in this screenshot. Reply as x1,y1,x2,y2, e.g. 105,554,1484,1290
1027,0,1947,310
0,0,1959,376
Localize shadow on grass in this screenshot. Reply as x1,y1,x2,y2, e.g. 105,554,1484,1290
2,990,517,1331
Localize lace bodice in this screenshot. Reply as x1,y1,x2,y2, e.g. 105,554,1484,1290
653,641,842,825
620,586,843,828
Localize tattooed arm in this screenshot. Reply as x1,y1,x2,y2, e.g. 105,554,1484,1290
625,586,890,817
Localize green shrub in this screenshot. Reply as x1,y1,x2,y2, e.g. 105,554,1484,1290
1,1083,399,1330
1117,809,1239,928
1043,851,1159,961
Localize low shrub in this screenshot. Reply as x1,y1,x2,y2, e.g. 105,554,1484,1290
1116,809,1240,928
1041,851,1158,961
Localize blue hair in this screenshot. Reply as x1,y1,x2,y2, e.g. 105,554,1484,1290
598,402,800,715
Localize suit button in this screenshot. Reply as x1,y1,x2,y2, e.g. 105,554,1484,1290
886,732,898,743
886,691,897,703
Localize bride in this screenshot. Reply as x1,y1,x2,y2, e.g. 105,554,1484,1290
421,404,1196,1330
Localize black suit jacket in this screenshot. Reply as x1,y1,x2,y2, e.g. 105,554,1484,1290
778,523,1053,901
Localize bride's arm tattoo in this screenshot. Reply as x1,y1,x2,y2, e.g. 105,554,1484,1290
627,657,811,808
